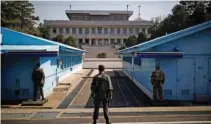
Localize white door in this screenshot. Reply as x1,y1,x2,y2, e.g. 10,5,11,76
177,58,195,100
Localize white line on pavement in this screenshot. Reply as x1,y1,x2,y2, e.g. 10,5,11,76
83,121,211,124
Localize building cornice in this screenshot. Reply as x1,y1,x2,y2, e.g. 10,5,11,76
44,20,154,27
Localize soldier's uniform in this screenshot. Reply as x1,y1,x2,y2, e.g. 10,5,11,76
32,67,45,100
91,72,113,124
151,69,165,100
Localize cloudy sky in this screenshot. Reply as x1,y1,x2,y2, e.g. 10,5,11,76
31,1,179,23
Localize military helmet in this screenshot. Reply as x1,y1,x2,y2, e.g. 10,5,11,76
155,64,160,70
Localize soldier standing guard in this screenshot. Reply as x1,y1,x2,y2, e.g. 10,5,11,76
150,65,165,101
91,65,113,124
32,62,45,101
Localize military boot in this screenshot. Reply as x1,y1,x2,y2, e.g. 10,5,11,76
106,120,111,124
92,120,97,124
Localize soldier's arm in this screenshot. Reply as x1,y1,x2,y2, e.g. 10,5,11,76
32,69,35,81
91,77,96,91
41,69,45,83
91,77,96,98
150,72,154,85
107,76,113,99
162,72,165,84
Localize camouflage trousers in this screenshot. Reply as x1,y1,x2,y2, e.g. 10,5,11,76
93,98,109,121
153,85,163,100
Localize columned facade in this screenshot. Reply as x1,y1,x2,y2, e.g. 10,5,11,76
45,10,153,47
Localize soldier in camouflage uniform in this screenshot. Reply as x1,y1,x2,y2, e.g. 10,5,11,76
150,65,165,101
91,65,113,124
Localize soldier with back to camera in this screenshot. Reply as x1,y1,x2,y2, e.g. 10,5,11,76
91,65,113,124
32,62,45,101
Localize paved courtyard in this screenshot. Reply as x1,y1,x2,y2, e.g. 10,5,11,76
83,58,123,69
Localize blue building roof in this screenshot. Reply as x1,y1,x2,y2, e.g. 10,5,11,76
1,45,59,52
1,27,85,53
119,21,211,54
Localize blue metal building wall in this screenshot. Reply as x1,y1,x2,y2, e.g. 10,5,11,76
1,53,83,100
1,28,84,100
1,55,39,100
39,53,83,98
122,28,211,101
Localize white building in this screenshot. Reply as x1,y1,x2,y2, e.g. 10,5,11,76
44,10,153,46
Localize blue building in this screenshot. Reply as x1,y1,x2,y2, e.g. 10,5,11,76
1,28,85,100
120,21,211,102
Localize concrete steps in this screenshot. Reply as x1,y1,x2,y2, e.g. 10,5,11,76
82,45,119,58
53,85,70,92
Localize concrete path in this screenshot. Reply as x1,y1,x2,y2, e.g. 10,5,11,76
83,59,123,69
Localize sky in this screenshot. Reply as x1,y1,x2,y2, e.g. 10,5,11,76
31,1,179,24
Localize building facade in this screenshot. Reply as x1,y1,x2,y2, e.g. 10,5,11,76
44,10,153,47
1,28,85,100
119,21,211,102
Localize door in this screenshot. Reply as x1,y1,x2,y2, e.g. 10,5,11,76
177,58,195,100
208,57,211,99
195,57,208,96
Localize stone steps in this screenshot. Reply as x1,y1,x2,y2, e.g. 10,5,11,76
53,85,70,92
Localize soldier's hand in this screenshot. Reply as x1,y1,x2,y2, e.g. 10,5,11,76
109,96,112,100
91,92,95,99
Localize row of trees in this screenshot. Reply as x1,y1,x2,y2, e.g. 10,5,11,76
1,1,77,47
149,1,211,39
52,35,77,47
122,1,211,50
121,32,147,49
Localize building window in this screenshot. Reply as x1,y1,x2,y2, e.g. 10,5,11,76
123,28,127,34
110,28,114,34
117,39,121,44
111,39,115,44
72,28,76,34
104,28,108,34
97,27,102,34
142,28,146,33
129,28,133,34
85,28,89,34
123,39,127,45
135,28,139,34
117,28,121,35
79,28,83,35
66,28,69,34
92,28,95,34
53,28,57,33
59,28,63,34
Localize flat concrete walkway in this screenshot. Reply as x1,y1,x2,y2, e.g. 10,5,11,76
2,106,211,113
2,106,211,122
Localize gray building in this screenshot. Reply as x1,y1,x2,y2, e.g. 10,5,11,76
44,10,153,46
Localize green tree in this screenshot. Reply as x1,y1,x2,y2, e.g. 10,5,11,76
149,1,211,40
118,46,126,50
65,36,77,47
1,1,39,35
180,1,210,26
52,34,65,44
125,36,137,47
38,23,50,39
207,1,211,14
137,32,148,44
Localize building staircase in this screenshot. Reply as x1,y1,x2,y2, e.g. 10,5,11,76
82,45,119,58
